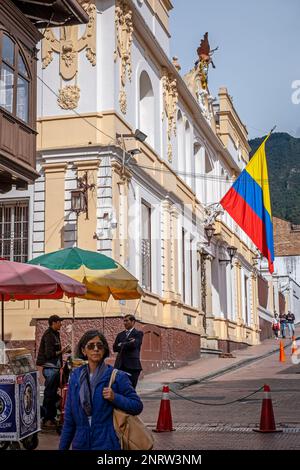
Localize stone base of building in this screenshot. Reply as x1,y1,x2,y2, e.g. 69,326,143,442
200,335,221,356
259,317,273,341
32,316,200,374
218,339,249,354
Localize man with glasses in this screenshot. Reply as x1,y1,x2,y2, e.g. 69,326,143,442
113,315,144,388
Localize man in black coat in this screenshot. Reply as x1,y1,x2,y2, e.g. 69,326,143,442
36,315,70,427
113,315,143,388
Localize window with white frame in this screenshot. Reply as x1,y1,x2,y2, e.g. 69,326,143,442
244,275,250,325
177,111,184,174
189,235,194,306
139,71,154,147
185,121,191,187
141,200,151,290
0,200,29,262
182,228,186,303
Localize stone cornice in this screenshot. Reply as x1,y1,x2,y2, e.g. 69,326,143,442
74,160,100,170
42,162,68,173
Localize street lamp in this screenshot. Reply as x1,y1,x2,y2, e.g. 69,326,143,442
204,224,216,246
219,245,237,268
70,189,85,214
227,245,237,263
70,171,95,219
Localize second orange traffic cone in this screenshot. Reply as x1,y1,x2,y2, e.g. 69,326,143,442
279,340,286,362
253,384,282,433
291,336,298,355
153,385,175,432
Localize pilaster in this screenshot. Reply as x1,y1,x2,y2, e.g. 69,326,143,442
43,163,67,253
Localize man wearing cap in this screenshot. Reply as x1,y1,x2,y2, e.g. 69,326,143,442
36,315,70,428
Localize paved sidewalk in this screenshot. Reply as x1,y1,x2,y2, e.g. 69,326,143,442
137,328,300,395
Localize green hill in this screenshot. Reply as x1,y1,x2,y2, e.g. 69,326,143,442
249,132,300,224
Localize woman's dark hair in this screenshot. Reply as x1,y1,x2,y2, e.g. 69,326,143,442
76,330,110,360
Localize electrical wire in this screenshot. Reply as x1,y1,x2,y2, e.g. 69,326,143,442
38,75,116,144
38,77,289,187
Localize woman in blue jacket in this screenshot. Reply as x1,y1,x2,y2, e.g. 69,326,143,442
59,329,143,450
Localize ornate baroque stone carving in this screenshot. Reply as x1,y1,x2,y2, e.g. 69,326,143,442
162,69,178,162
57,85,81,110
114,0,133,115
42,1,96,109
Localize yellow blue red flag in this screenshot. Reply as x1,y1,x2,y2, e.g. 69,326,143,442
220,134,274,273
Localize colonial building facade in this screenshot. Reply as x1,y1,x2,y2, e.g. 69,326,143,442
0,0,88,194
0,0,277,367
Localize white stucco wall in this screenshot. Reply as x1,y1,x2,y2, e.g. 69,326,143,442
275,256,300,285
132,0,170,56
98,0,116,111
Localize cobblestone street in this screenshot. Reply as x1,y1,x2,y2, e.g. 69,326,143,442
36,339,300,450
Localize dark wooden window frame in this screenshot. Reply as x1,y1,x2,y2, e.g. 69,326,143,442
0,29,31,125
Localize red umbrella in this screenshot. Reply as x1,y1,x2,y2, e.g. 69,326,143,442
0,259,87,341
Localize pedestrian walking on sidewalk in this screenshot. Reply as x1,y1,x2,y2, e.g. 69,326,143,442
113,315,144,388
36,315,70,428
59,330,143,450
271,313,280,340
286,311,295,338
279,312,287,339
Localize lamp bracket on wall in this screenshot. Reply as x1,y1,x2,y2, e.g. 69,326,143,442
70,171,95,220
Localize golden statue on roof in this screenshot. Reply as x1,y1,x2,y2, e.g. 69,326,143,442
196,32,218,90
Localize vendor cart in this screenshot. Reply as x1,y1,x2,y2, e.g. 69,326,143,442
0,348,40,450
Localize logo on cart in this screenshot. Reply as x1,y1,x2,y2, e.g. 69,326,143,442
0,390,12,424
20,375,36,426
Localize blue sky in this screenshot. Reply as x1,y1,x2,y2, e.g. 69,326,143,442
170,0,300,139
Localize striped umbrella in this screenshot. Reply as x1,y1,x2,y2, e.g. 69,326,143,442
28,248,143,353
28,247,143,301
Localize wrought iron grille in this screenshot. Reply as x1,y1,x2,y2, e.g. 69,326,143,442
141,238,151,290
0,200,29,262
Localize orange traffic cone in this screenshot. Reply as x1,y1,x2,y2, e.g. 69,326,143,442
153,385,175,432
279,340,286,362
253,384,282,433
291,336,298,355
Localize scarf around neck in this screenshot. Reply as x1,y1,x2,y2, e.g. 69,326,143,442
79,361,107,417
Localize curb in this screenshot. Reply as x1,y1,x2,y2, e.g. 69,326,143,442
139,336,299,395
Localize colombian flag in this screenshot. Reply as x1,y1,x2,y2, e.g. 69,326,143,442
220,135,274,273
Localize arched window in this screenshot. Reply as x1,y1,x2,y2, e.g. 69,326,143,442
204,150,214,204
0,32,30,123
139,71,154,146
185,120,191,187
177,110,184,174
194,142,204,200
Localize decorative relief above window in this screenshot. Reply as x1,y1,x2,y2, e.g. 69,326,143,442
57,85,81,110
114,0,133,115
41,1,96,110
